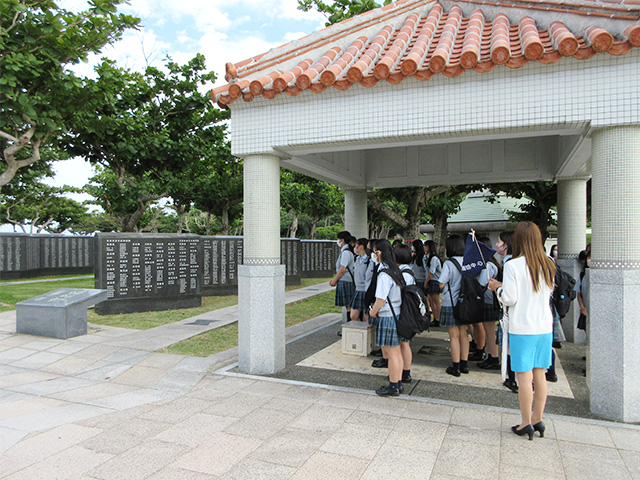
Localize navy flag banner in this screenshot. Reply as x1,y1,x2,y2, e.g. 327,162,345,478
461,232,496,278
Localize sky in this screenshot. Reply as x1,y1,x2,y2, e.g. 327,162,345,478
47,0,327,194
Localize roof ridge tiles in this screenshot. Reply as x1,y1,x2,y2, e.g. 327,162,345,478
232,0,427,81
211,0,640,107
431,5,465,71
374,12,422,79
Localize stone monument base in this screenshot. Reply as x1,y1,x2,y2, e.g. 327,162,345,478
341,321,375,356
17,288,107,339
94,295,201,315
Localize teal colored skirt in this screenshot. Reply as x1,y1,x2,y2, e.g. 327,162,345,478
508,332,553,372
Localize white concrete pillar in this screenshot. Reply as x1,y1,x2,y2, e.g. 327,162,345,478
589,125,640,422
343,188,368,239
238,153,285,374
556,178,588,344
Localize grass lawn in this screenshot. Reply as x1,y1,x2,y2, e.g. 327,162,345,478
0,278,95,309
159,290,340,357
0,274,93,284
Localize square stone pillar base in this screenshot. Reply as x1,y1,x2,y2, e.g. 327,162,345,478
238,265,286,374
341,321,375,356
589,268,640,422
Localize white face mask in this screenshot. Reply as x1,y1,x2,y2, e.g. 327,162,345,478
371,252,378,264
336,240,342,247
587,258,592,268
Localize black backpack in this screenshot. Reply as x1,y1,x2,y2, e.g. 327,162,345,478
553,264,577,318
447,258,485,325
381,269,430,340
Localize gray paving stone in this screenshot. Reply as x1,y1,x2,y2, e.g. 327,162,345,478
203,391,271,418
9,351,66,369
153,412,238,447
0,395,69,422
87,439,188,480
0,403,114,433
314,389,365,409
345,410,400,429
145,466,217,479
619,450,640,479
46,382,137,403
46,341,94,355
432,438,500,479
0,347,37,363
359,394,408,416
499,463,566,480
3,424,102,463
288,451,369,480
252,427,330,468
139,396,212,424
386,417,447,453
403,400,454,424
171,432,262,476
362,444,438,480
224,457,296,480
149,370,205,393
288,404,354,433
450,406,503,431
554,418,616,447
499,431,564,473
223,407,294,440
7,376,99,396
85,387,179,410
20,339,66,351
609,427,640,452
0,370,58,389
0,427,27,455
80,417,172,455
319,422,388,460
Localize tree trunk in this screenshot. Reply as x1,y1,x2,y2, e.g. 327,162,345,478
205,212,212,236
221,205,230,236
432,210,448,256
289,211,298,238
310,217,319,240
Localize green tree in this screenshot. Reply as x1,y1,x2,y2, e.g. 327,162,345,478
0,0,138,187
367,186,469,241
298,0,391,25
0,170,88,233
485,182,557,242
66,55,228,232
188,145,243,236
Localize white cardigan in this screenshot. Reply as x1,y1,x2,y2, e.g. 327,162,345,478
497,256,553,335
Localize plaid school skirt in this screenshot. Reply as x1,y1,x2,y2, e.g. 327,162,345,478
374,315,410,347
483,301,501,323
426,280,441,295
439,305,460,328
335,281,355,307
349,290,366,311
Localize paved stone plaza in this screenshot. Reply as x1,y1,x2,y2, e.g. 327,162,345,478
1,283,639,479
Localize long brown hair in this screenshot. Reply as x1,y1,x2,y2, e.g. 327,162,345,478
512,222,555,292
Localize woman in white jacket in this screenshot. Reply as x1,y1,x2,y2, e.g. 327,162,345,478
488,222,555,440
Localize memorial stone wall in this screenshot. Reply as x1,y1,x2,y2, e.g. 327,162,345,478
301,240,338,277
94,233,202,314
0,234,94,280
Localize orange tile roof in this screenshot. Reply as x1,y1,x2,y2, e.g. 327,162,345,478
211,0,640,107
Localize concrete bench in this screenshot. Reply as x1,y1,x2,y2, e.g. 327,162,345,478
17,288,108,339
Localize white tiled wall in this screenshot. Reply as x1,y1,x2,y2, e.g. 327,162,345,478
229,49,640,157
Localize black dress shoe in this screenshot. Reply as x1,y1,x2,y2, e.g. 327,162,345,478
546,372,558,383
370,348,383,357
478,357,500,370
511,424,534,440
337,330,342,337
402,373,412,384
460,365,469,374
468,350,485,362
446,366,461,377
375,385,399,396
552,341,562,349
503,379,519,393
372,358,388,368
429,320,440,328
532,421,546,437
398,383,404,394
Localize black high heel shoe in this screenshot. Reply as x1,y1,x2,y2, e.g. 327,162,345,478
532,421,546,438
511,424,534,440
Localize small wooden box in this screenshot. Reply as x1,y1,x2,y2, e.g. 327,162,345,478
341,321,375,356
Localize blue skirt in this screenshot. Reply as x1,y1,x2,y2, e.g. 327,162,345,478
509,332,553,372
374,316,410,347
335,281,355,307
349,290,366,311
